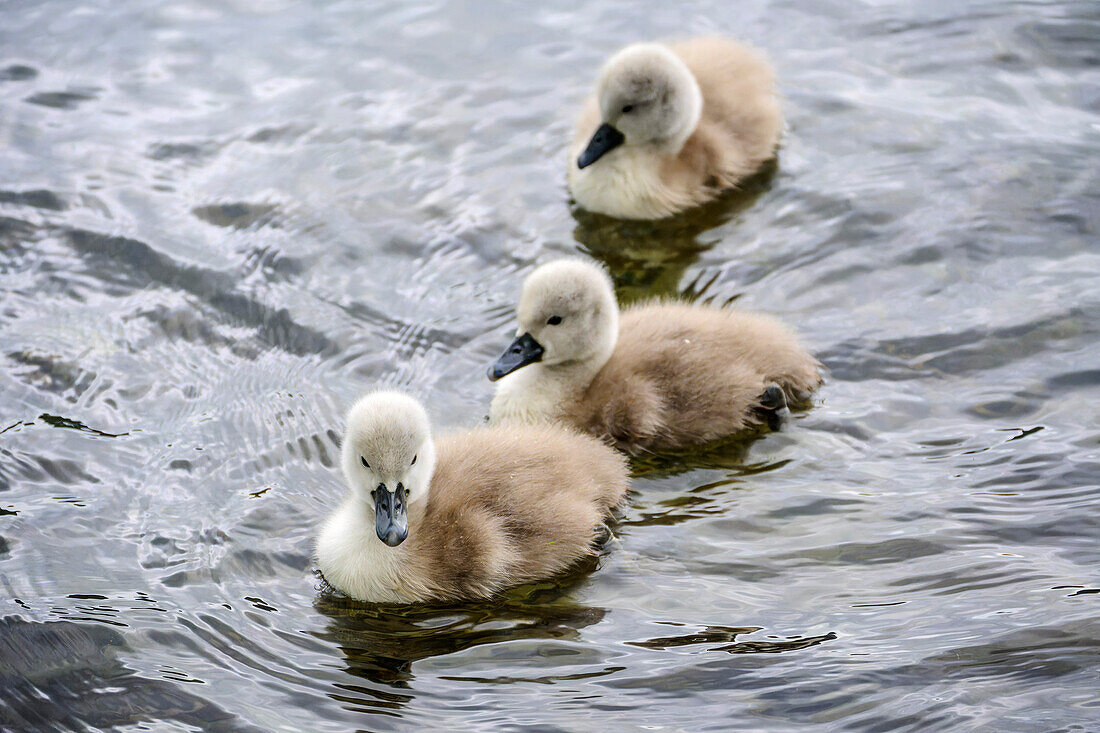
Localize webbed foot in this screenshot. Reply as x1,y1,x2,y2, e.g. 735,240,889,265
759,383,790,431
592,522,612,548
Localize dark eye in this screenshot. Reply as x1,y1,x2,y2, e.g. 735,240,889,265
410,454,417,466
360,456,370,468
547,315,563,325
621,104,634,114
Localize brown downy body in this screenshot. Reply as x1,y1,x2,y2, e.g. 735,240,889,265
561,302,822,454
569,38,781,220
317,392,629,604
488,260,821,455
397,425,628,601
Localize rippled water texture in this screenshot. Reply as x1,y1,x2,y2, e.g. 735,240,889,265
2,0,1099,730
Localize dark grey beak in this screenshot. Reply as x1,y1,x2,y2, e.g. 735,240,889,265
371,483,408,547
487,332,544,382
577,122,625,169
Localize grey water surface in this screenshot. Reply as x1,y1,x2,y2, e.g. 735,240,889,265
2,0,1099,731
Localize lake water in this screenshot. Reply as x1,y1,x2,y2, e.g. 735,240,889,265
1,0,1098,730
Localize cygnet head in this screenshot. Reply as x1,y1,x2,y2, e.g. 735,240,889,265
577,43,703,169
488,259,619,381
340,391,437,547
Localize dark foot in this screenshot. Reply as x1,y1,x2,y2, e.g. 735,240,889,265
760,384,786,410
592,522,612,548
759,383,790,431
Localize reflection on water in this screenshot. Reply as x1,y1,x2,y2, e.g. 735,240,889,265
574,161,779,303
0,618,262,733
2,0,1099,730
628,624,838,654
316,576,606,686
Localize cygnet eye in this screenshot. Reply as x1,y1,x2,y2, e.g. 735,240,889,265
547,315,563,325
621,104,634,114
410,454,417,466
360,456,370,468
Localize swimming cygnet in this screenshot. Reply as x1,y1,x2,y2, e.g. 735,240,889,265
568,38,782,220
315,391,629,604
487,260,821,454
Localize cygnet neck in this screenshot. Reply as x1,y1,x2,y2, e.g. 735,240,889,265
541,346,613,396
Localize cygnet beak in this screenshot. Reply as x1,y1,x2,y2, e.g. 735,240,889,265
371,483,409,547
487,332,544,382
577,122,625,169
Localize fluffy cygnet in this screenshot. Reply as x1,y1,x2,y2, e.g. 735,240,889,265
568,38,781,220
488,260,821,454
315,391,629,604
